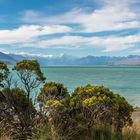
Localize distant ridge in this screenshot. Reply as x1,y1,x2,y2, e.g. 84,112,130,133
0,52,140,66
0,52,16,65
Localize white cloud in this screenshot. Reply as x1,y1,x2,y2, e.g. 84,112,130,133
20,0,140,33
0,24,140,53
35,34,140,52
100,0,138,6
38,36,89,47
1,0,140,54
4,51,54,58
132,49,140,53
0,25,72,45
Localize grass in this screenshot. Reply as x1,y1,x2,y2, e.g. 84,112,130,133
1,125,140,140
0,136,10,140
1,113,140,140
122,120,140,140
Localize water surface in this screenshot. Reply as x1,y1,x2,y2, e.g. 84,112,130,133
42,66,140,107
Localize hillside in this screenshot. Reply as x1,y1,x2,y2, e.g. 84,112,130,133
0,52,16,65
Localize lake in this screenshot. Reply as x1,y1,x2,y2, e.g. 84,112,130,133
42,66,140,107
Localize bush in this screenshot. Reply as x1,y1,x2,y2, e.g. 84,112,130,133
70,85,133,133
36,84,134,140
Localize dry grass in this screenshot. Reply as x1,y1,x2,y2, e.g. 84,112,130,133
122,114,140,140
134,121,140,134
1,111,140,140
131,111,140,134
0,136,10,140
123,121,140,134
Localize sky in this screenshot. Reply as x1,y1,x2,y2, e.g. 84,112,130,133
0,0,140,57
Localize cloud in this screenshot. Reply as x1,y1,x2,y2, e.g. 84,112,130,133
1,0,140,55
132,49,140,53
35,34,140,52
6,51,54,58
20,0,140,33
100,0,138,6
0,24,140,53
0,25,72,45
1,24,138,53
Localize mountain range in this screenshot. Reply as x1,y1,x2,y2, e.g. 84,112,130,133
0,51,140,66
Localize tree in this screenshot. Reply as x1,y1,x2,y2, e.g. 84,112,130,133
38,82,68,139
0,87,37,139
38,82,81,140
0,61,9,84
38,83,133,139
13,60,46,99
38,82,69,103
0,62,42,140
12,88,36,120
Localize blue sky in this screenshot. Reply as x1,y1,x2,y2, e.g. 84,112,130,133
0,0,140,57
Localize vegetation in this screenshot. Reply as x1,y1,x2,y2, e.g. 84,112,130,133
13,60,46,99
0,60,139,140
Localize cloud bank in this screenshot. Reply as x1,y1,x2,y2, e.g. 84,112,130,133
1,0,140,56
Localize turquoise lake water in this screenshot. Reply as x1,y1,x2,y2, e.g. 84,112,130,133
42,66,140,107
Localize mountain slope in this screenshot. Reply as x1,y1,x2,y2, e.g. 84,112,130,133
0,52,17,64
1,52,140,66
113,55,140,66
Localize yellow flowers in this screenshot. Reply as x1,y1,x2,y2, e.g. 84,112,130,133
46,100,64,108
83,96,97,106
82,95,109,106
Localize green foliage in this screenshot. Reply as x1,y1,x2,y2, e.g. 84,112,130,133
38,82,69,103
12,88,34,111
0,61,9,83
13,60,46,98
71,85,133,132
73,85,114,98
37,83,133,140
0,60,135,140
14,60,46,81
